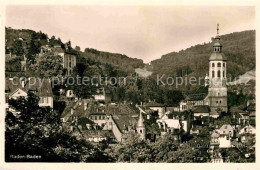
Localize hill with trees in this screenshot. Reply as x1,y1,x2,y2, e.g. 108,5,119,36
5,27,144,75
151,30,255,80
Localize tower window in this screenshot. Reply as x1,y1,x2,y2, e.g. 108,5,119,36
220,100,222,103
212,71,215,78
140,129,142,133
217,63,221,67
216,101,218,104
212,63,215,67
218,70,221,78
223,63,225,67
223,71,225,77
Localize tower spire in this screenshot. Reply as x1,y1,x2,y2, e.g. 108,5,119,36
217,23,219,35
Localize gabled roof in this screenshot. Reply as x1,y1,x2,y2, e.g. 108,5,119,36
112,114,138,133
5,78,53,97
219,124,234,132
192,105,210,113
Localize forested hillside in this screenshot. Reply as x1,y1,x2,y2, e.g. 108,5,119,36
151,30,255,80
5,27,144,75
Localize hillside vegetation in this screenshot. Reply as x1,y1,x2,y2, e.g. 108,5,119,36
5,27,144,75
151,30,255,80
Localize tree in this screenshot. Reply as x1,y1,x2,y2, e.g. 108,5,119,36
27,39,41,63
75,46,81,51
166,143,200,163
150,134,179,162
163,89,184,106
107,132,153,162
12,40,24,56
5,93,111,162
29,52,63,77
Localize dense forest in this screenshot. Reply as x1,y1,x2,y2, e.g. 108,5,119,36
151,30,255,80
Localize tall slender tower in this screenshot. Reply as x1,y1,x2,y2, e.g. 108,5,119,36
208,24,228,117
136,112,146,140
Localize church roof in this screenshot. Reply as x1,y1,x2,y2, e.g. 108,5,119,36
188,86,208,101
209,52,227,61
192,105,210,113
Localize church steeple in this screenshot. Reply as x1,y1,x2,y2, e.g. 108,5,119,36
136,112,145,140
213,24,222,53
207,24,228,117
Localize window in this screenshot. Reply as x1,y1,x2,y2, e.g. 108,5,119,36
212,63,215,67
140,129,142,133
223,71,225,77
220,100,222,104
223,63,225,67
212,71,215,78
217,62,221,67
218,70,221,78
216,101,218,104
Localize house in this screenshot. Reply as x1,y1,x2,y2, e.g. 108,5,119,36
137,105,156,120
65,116,115,143
230,107,249,126
39,43,76,76
145,101,165,118
218,124,234,137
210,124,234,148
60,99,93,123
5,77,53,108
156,111,192,134
88,112,107,127
93,87,111,103
238,125,256,143
210,130,220,149
239,125,256,135
103,113,140,142
52,45,76,76
179,100,188,112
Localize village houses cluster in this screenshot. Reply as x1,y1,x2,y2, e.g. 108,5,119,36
5,26,255,163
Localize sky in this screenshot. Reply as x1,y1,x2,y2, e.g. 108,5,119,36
6,6,255,63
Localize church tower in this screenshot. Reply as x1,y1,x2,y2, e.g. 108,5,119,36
136,112,146,140
208,24,228,117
